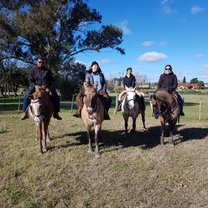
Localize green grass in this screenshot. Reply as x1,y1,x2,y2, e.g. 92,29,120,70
0,106,208,207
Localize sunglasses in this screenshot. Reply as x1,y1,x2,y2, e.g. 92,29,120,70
38,61,44,64
165,68,171,70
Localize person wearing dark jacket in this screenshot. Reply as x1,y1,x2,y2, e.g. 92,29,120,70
123,67,136,88
157,64,184,116
117,67,145,111
73,61,111,120
20,58,62,120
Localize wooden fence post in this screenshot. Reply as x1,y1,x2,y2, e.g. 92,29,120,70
71,94,75,112
199,98,202,120
17,93,21,112
114,93,118,114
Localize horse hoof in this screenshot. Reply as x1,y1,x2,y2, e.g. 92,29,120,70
95,153,100,158
43,148,47,153
88,149,93,153
39,151,43,155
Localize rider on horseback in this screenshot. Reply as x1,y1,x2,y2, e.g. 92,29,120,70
117,67,145,111
20,58,62,120
73,61,111,120
157,64,185,116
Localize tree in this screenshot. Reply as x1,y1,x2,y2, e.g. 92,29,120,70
190,77,204,89
58,62,86,99
182,76,186,83
190,78,199,83
0,0,124,76
0,59,28,96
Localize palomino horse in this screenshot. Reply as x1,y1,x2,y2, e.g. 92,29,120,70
149,90,181,145
81,82,105,157
28,87,54,154
118,87,146,134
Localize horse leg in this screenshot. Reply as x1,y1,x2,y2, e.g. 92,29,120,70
124,116,128,134
169,122,176,145
132,117,136,132
47,130,51,142
94,124,101,157
87,129,93,153
160,121,165,145
43,120,50,152
141,112,147,131
36,123,43,154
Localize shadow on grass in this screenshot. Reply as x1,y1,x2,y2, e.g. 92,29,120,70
48,123,208,153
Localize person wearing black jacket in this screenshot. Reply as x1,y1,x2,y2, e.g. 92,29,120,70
20,58,62,120
117,67,145,111
157,64,184,116
123,67,136,88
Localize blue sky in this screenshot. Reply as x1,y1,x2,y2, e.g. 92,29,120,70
76,0,208,83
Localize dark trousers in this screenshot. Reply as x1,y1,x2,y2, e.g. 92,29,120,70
22,87,60,113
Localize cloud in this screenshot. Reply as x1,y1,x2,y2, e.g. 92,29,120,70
191,6,205,14
117,20,133,35
74,60,87,65
161,0,170,4
195,54,204,58
99,59,115,65
138,51,168,63
158,41,167,47
142,41,155,47
202,64,208,68
160,0,176,15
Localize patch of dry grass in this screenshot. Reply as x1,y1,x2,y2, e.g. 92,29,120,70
0,111,208,208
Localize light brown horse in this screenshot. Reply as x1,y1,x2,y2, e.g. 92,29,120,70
28,87,54,154
150,90,180,145
81,82,104,157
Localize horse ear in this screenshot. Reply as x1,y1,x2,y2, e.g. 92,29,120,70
94,82,98,89
83,82,89,89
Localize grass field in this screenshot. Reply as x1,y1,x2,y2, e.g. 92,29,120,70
0,94,208,207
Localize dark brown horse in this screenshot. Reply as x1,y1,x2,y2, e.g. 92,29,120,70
28,87,54,154
150,90,180,145
81,82,105,157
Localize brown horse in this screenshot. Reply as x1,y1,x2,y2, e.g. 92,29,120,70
28,87,54,154
81,82,104,157
150,90,180,145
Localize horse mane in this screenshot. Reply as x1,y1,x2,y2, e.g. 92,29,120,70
155,90,173,105
118,87,144,102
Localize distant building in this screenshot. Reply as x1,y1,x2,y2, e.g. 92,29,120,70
204,83,208,89
177,83,198,89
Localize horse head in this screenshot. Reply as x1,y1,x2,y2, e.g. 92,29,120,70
125,87,136,110
150,91,172,119
28,88,47,123
83,82,98,115
150,94,160,119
